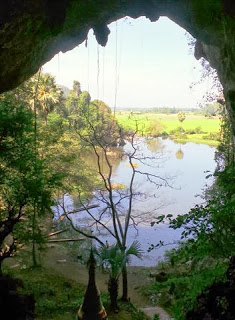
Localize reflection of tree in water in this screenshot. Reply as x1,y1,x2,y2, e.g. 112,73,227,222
146,138,164,153
176,148,184,160
84,147,125,176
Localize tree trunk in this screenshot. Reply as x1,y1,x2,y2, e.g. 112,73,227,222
121,264,128,301
108,277,119,312
0,260,2,275
32,208,38,268
32,240,38,268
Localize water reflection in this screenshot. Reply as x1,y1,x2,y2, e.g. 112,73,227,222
175,148,184,160
55,138,216,266
146,138,164,153
83,146,124,177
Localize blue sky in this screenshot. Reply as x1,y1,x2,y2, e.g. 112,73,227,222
43,17,209,109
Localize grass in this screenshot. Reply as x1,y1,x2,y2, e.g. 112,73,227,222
116,112,221,145
173,134,219,147
3,252,147,320
106,302,148,320
141,258,227,320
4,264,85,320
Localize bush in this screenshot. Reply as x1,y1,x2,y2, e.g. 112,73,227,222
142,261,226,320
185,126,203,134
203,132,220,141
195,126,203,134
4,266,85,319
161,131,169,138
170,127,185,135
148,120,165,137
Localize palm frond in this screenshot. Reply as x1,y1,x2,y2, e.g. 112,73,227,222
126,240,143,260
96,241,142,278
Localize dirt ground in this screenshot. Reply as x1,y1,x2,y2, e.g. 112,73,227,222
41,244,173,319
42,244,155,307
5,243,172,319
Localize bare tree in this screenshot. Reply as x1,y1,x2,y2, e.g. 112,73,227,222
55,119,171,301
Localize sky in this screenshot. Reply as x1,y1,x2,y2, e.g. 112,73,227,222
43,16,210,109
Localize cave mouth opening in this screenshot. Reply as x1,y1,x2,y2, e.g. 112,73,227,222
43,16,217,112
1,1,234,138
40,16,221,230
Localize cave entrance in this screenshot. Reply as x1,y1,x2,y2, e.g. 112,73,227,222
0,2,234,138
41,17,220,265
43,16,216,111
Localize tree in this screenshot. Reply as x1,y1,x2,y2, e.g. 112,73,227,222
177,111,186,123
216,106,235,167
66,83,91,128
66,81,82,115
0,71,80,268
56,115,171,301
166,164,235,262
97,242,142,311
148,119,165,137
201,103,220,117
0,96,56,270
150,106,235,263
32,73,62,124
73,80,81,96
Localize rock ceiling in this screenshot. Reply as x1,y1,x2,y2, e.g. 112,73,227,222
0,1,235,135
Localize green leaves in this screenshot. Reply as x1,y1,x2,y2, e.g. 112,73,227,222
177,112,186,123
0,88,61,266
97,244,125,279
126,240,143,261
97,241,142,279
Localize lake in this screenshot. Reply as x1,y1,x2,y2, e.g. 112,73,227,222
55,137,217,266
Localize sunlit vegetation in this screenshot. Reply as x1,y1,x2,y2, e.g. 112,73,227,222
4,265,86,320
116,112,221,145
1,70,234,320
0,72,153,319
4,262,146,320
142,109,235,319
141,258,226,319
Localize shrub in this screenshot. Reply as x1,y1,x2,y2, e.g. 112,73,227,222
170,127,185,135
203,132,220,141
148,120,165,137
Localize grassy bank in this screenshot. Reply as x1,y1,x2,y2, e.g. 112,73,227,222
3,264,85,320
173,134,219,147
140,257,227,320
3,246,148,320
116,112,221,145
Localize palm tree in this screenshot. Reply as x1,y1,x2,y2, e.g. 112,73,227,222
32,73,62,124
97,241,142,312
177,111,186,124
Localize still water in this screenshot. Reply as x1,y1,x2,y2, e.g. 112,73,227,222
56,138,217,266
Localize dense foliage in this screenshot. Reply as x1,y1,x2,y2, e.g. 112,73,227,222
0,93,56,269
1,71,234,319
144,106,235,319
0,72,121,269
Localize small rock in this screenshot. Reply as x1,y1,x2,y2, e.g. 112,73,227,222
10,263,20,269
56,259,66,263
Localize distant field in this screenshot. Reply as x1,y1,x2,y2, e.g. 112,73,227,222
116,112,220,134
116,112,221,146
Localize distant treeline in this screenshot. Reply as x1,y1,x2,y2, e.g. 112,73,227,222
117,107,193,114
117,102,221,116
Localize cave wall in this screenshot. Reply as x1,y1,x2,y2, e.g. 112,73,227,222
0,0,235,135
